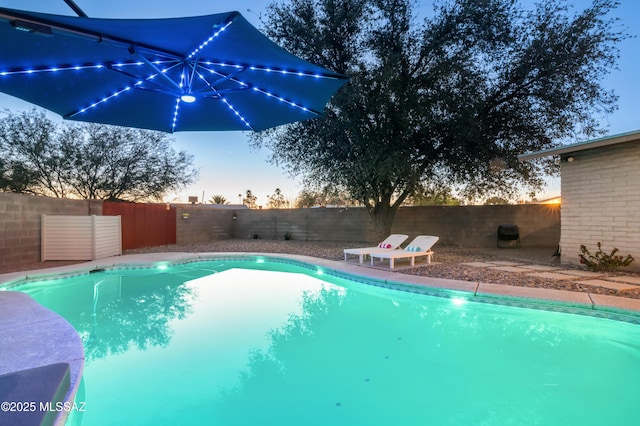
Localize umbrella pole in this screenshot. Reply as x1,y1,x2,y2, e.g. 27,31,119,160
63,0,88,17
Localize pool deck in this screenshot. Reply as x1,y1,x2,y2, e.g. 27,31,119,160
1,252,640,425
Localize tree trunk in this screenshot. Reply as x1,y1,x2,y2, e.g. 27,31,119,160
369,201,400,242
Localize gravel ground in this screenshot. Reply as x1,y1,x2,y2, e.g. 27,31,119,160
3,239,640,299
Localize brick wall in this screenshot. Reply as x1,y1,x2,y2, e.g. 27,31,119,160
0,193,102,268
560,142,640,267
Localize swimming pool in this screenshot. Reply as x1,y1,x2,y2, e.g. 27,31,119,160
8,256,640,425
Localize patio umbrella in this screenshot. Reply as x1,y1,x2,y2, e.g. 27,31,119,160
0,7,348,132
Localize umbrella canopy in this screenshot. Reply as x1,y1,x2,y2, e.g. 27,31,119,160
0,7,348,132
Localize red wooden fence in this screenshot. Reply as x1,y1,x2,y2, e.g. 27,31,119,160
102,202,176,250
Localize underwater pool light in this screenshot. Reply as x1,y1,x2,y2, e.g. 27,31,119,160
451,297,468,306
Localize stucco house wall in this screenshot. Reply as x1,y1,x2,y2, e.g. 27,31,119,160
520,130,640,269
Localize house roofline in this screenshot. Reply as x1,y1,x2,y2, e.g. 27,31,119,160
518,129,640,161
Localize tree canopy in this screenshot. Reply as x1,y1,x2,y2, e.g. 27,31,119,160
0,109,198,201
294,186,357,208
251,0,627,238
242,189,259,209
266,187,290,209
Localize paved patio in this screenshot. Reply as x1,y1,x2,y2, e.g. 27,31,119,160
460,260,640,294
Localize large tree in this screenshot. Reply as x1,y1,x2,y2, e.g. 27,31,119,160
0,109,198,201
0,109,68,196
251,0,627,239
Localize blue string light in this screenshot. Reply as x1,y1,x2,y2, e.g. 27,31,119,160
0,61,170,77
0,64,105,76
221,97,253,130
251,87,310,112
241,64,334,80
172,98,181,131
72,80,144,116
187,21,233,60
1,15,328,131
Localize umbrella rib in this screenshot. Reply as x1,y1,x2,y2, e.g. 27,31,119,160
131,49,182,91
66,61,184,120
251,86,323,116
104,63,148,80
104,62,185,96
186,58,200,94
197,66,323,116
170,95,254,132
220,97,254,131
0,64,106,76
188,67,254,130
186,20,235,60
199,61,345,81
195,63,326,117
193,66,247,92
65,84,140,119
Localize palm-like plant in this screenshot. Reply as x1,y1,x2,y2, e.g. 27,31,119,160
209,195,228,204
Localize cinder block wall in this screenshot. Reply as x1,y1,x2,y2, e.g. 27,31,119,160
560,142,640,267
393,204,560,248
231,208,375,241
231,204,560,248
1,193,560,270
175,205,234,244
0,193,101,268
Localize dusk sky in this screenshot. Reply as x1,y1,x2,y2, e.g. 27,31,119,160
1,0,638,206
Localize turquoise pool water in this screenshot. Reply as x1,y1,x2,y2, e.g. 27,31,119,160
10,258,640,425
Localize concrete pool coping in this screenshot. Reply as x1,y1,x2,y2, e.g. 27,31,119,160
1,251,640,425
2,252,640,315
0,292,84,426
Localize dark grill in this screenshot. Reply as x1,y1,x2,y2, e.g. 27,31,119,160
497,224,520,248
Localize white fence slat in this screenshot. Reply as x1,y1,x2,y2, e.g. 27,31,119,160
41,214,122,261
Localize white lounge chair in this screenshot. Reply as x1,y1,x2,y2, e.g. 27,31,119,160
343,234,409,263
370,235,439,269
